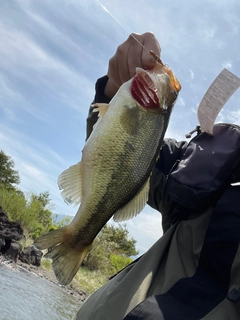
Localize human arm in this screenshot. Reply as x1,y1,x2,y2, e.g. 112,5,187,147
86,76,111,140
86,32,160,139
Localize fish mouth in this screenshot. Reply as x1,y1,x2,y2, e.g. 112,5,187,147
131,69,159,110
131,67,181,111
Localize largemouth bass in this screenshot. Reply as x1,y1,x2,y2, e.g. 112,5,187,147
34,64,181,286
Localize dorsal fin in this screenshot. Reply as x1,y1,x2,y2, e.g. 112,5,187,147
57,162,83,206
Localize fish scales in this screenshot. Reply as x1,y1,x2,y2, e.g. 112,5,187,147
34,65,181,285
75,107,165,243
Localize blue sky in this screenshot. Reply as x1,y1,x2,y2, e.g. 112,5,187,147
1,0,240,255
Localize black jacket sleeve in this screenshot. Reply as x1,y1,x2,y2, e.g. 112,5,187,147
148,139,188,232
86,76,111,140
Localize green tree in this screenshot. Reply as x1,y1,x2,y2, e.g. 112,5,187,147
102,224,138,256
0,184,55,239
51,214,72,229
0,184,27,223
0,150,20,189
28,191,54,230
110,254,133,274
85,224,138,274
24,191,55,238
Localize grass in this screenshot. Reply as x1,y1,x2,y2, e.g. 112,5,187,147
73,267,108,293
19,237,33,250
40,257,52,270
40,258,108,294
18,236,109,294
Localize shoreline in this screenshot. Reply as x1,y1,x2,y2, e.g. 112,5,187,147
0,255,87,302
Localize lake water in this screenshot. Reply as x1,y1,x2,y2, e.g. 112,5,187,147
0,263,83,320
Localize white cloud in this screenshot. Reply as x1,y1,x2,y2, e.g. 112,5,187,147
227,109,240,124
0,126,64,194
21,163,48,185
177,97,186,107
0,74,49,122
0,23,47,69
222,61,232,69
189,69,195,80
191,107,197,114
209,0,239,9
0,20,97,114
202,27,216,40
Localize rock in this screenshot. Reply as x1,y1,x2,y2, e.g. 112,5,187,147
0,207,24,261
4,241,22,262
0,234,5,250
0,206,24,242
19,246,43,267
0,206,43,267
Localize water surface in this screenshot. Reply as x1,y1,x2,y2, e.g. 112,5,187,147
0,264,82,320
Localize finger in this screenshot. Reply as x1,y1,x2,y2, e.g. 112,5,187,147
107,55,122,88
116,40,131,85
128,32,161,76
141,32,161,70
107,37,132,88
103,78,119,99
127,33,144,78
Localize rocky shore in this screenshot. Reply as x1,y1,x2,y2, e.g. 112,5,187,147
0,206,87,302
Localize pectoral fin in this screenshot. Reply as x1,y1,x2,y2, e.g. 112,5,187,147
92,103,109,118
58,162,83,206
113,177,150,222
91,103,110,130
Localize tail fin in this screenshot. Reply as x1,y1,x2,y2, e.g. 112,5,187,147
33,227,91,286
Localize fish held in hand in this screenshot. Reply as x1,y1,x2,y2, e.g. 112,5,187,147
33,64,181,286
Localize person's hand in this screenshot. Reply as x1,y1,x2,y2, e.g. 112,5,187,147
104,32,161,99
